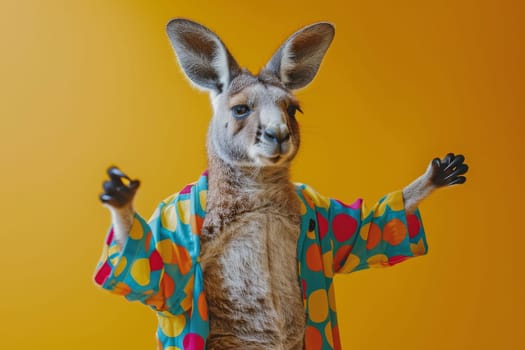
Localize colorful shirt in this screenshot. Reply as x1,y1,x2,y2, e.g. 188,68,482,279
94,172,428,350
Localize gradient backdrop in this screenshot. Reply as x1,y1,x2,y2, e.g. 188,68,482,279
0,0,522,349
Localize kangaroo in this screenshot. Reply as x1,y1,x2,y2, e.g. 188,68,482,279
96,19,468,350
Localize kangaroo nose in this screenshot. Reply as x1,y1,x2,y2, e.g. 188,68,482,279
263,126,290,144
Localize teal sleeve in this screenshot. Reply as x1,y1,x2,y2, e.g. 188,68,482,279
93,213,165,304
325,191,428,274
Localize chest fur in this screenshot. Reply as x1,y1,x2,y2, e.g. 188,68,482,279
200,208,305,348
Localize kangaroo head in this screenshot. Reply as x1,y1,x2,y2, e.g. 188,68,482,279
166,19,334,168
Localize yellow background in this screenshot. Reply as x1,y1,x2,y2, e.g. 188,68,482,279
0,0,522,349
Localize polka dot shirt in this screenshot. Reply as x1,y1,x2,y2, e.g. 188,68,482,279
94,172,427,349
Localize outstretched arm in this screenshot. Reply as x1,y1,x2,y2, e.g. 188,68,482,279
403,153,468,213
99,167,140,246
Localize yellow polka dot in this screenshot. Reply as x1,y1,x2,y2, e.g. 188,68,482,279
410,238,426,255
367,254,388,267
161,204,178,231
108,244,120,257
114,256,127,277
328,282,337,312
299,200,307,215
165,347,182,350
180,275,194,311
359,222,371,240
162,193,178,205
387,191,404,211
157,239,174,264
130,259,150,286
325,322,334,348
303,186,330,209
158,314,186,337
306,229,316,240
178,200,191,225
308,289,329,323
323,251,333,278
199,190,207,211
338,253,360,273
129,219,143,240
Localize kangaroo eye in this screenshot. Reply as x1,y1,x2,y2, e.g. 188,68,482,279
287,104,303,118
232,104,251,119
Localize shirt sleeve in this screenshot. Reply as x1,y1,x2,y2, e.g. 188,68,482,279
302,186,428,275
93,204,194,315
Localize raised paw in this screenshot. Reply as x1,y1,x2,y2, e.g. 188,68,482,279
99,166,140,208
429,153,469,187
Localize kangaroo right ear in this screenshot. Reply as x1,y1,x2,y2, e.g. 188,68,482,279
166,19,241,94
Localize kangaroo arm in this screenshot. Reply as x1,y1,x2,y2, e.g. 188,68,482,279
107,203,134,247
403,170,436,214
402,153,469,214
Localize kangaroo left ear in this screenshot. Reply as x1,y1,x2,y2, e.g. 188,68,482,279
265,22,335,90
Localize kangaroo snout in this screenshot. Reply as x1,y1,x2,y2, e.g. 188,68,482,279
263,124,290,144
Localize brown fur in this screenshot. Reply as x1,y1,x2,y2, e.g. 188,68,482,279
201,157,304,349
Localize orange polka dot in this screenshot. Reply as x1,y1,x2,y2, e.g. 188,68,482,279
305,326,323,350
366,223,382,250
198,292,208,321
306,244,323,272
113,282,131,296
333,245,352,271
145,231,152,252
190,214,204,235
161,272,175,299
383,218,407,245
174,245,192,275
145,291,164,310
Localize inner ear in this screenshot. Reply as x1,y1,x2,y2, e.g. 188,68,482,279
166,19,241,93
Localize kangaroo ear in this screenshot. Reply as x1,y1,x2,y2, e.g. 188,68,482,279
265,22,334,90
166,19,241,94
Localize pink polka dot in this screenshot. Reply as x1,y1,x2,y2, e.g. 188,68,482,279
180,184,193,194
336,198,362,210
149,250,163,271
332,214,357,242
407,214,420,238
94,262,111,285
316,213,328,240
106,228,114,245
183,333,205,350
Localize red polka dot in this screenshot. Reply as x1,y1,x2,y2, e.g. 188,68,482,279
333,325,342,350
388,255,408,266
316,213,328,240
183,333,205,350
94,262,111,285
332,214,358,242
333,245,352,271
302,279,307,299
149,250,163,271
407,214,421,238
